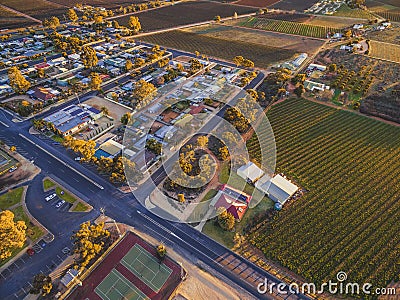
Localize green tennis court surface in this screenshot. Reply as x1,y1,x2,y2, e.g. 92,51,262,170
95,269,149,300
120,244,172,292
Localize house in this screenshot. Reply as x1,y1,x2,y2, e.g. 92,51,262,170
237,162,264,184
97,139,124,158
68,53,80,61
304,80,330,91
154,125,177,140
0,84,12,95
209,185,252,221
308,63,327,72
32,87,59,101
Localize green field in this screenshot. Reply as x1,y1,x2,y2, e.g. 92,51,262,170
72,202,89,212
246,98,400,289
43,178,56,190
56,186,77,204
0,187,24,210
240,17,341,38
333,3,376,19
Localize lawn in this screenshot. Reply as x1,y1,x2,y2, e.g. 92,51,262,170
43,178,56,190
246,97,400,290
72,202,89,212
51,135,64,143
12,206,43,242
56,187,77,204
0,187,24,210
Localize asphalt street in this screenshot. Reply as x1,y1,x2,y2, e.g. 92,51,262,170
0,47,309,300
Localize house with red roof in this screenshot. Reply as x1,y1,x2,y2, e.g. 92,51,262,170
209,185,252,221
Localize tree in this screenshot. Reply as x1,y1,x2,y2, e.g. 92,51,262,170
0,210,26,260
10,145,16,152
215,15,221,22
93,15,103,24
120,112,131,125
112,20,120,28
43,16,60,30
233,12,238,19
125,59,133,71
156,244,167,259
329,63,337,72
67,9,78,23
132,80,157,108
128,16,141,33
294,84,305,98
177,193,185,203
344,29,352,39
146,138,162,155
71,221,110,270
189,58,203,73
196,136,208,148
8,66,30,93
217,207,235,231
37,68,45,78
89,72,102,90
219,146,230,161
81,45,98,69
100,106,109,116
233,56,244,67
30,273,52,296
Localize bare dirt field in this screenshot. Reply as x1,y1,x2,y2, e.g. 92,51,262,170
269,0,319,11
0,150,40,190
84,96,131,127
235,0,280,8
184,24,325,54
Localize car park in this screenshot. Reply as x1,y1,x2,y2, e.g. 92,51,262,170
55,200,65,208
45,193,57,202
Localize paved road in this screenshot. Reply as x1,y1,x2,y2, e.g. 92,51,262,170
0,49,309,300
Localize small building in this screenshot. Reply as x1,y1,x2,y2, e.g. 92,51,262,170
60,269,80,288
237,162,264,184
98,139,124,158
292,53,308,68
308,63,327,72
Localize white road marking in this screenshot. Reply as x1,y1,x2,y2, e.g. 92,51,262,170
0,121,9,127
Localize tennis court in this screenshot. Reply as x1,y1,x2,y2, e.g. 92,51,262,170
95,269,149,300
120,244,172,292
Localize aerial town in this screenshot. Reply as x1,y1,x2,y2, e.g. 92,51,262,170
0,0,399,299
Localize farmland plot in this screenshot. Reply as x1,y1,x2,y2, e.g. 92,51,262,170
139,30,296,68
2,0,67,20
240,17,341,38
247,97,400,291
369,40,400,63
115,1,257,32
0,6,37,29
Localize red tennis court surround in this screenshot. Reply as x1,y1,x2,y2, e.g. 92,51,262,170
67,231,182,300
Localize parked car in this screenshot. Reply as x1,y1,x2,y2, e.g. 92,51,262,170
27,248,35,256
74,157,81,161
45,193,57,202
55,200,65,208
8,166,17,173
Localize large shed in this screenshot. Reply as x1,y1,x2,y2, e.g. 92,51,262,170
237,162,264,184
267,175,298,205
